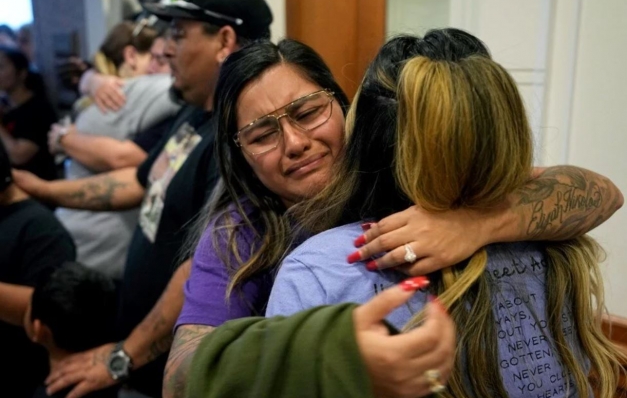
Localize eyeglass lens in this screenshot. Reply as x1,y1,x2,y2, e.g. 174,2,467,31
239,92,332,154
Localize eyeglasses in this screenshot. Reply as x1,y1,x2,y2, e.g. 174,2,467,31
150,52,168,66
234,90,335,156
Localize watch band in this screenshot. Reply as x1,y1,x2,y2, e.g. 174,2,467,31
56,126,70,145
108,341,133,381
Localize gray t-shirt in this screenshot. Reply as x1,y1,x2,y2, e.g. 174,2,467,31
267,222,590,398
56,74,180,279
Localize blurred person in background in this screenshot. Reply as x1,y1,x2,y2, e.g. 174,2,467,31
12,1,274,396
0,140,75,397
0,46,57,181
47,19,180,281
17,23,35,66
0,24,17,47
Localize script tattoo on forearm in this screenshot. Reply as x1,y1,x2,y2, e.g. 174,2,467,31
164,325,213,398
64,175,128,210
515,167,622,240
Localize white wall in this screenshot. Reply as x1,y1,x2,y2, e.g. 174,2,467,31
266,0,286,42
556,0,627,317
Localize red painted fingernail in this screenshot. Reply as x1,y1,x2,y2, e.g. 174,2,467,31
354,235,366,247
347,251,362,264
399,276,430,291
428,295,446,312
361,222,374,231
365,260,378,271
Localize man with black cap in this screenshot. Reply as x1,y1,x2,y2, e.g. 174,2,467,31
13,1,273,397
0,140,76,398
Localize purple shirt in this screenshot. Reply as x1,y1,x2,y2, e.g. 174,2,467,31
176,204,272,329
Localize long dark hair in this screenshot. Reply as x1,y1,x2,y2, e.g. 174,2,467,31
186,39,349,298
296,29,491,232
0,45,47,97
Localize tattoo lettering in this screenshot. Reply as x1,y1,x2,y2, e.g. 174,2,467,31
514,167,621,240
527,183,602,236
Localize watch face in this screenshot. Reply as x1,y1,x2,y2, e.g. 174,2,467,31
110,355,127,372
109,351,130,380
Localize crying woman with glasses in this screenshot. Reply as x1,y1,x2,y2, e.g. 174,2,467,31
167,39,622,397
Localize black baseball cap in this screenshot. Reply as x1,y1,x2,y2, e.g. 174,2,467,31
0,141,12,192
143,0,273,40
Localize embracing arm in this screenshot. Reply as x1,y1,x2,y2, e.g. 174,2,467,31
61,133,147,172
12,167,144,211
163,324,214,398
496,165,623,242
354,165,623,273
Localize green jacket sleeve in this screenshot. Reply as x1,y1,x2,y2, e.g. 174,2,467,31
186,303,376,398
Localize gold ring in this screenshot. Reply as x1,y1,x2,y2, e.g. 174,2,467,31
425,369,446,393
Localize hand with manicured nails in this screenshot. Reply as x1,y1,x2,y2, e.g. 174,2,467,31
348,205,494,275
354,277,455,398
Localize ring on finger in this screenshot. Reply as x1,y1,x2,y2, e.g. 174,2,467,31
425,369,446,393
403,243,417,263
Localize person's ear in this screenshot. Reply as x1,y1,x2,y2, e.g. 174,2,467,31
123,45,138,69
215,25,238,64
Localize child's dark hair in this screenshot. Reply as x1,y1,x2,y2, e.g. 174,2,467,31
31,262,117,352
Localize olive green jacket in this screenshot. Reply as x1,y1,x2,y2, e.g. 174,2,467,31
186,303,376,398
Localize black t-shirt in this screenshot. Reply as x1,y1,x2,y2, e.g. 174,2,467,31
0,199,76,398
2,95,58,180
118,106,219,396
132,115,176,154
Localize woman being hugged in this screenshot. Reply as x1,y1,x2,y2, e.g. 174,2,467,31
267,29,625,397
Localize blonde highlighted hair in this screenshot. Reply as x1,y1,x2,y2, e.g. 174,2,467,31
394,44,624,398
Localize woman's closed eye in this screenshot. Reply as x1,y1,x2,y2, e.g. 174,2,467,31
294,106,323,122
250,129,279,145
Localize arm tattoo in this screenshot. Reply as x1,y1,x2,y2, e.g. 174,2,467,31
164,325,214,398
144,308,174,362
515,166,622,240
64,175,128,211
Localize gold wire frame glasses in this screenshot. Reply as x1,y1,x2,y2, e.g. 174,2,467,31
233,89,335,156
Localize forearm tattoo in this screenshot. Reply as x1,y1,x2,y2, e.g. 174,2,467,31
515,166,622,240
63,175,128,210
164,325,214,398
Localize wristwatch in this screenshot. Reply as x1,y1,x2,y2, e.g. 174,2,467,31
107,341,133,381
56,125,71,145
